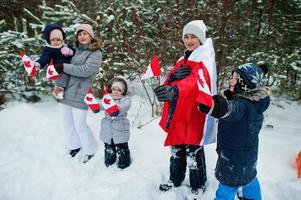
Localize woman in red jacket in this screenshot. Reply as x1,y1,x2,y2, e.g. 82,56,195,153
154,20,217,198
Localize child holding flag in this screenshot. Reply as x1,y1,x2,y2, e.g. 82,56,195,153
99,77,132,169
34,23,74,100
198,63,270,200
154,20,217,198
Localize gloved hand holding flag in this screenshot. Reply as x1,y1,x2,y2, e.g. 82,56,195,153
141,55,161,80
46,59,60,80
20,51,36,77
84,88,100,113
101,89,119,116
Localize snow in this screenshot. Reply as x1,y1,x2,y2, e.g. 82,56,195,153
0,95,300,200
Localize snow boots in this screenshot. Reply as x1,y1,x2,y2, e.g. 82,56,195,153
82,154,94,163
104,143,117,166
116,143,131,169
69,148,81,157
104,141,131,169
159,180,175,192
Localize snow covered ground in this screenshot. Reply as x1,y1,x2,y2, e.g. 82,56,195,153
0,95,300,200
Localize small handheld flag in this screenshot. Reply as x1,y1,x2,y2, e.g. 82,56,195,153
141,55,161,80
84,88,100,113
101,89,119,115
20,51,36,77
46,59,60,80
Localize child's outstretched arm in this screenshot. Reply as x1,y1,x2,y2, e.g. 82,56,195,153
198,95,247,121
116,96,131,115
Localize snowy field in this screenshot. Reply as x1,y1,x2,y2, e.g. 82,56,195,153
0,94,300,200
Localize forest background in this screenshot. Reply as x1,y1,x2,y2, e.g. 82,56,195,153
0,0,300,106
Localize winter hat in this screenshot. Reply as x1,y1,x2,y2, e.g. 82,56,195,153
76,24,94,38
109,76,128,95
43,24,65,44
182,20,207,44
234,63,268,91
50,29,64,41
111,81,125,92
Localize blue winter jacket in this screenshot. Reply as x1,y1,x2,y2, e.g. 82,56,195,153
215,87,270,187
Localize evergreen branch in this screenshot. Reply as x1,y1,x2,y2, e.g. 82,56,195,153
24,8,43,24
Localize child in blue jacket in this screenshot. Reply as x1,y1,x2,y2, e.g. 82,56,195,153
198,63,270,200
35,24,74,99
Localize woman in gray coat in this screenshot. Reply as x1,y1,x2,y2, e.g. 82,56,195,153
100,77,132,169
53,24,102,163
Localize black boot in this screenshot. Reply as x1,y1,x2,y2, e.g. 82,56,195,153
159,180,174,192
116,143,131,169
69,148,81,157
104,142,117,167
82,154,94,163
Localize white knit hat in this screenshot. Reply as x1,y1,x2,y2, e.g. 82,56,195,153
182,20,207,44
111,81,125,92
75,24,94,38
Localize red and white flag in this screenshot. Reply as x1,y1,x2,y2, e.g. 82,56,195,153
196,68,213,108
84,88,100,112
46,59,59,80
101,89,119,115
20,51,36,77
141,55,161,80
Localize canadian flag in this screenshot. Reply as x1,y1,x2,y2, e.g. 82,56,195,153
101,89,119,115
46,59,59,80
196,68,213,108
84,88,100,112
141,55,161,80
20,51,36,77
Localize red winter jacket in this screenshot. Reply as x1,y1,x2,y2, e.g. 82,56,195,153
159,40,217,146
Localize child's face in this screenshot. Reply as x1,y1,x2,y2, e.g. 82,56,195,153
77,31,92,45
111,86,123,96
50,38,63,46
229,72,239,92
183,34,201,51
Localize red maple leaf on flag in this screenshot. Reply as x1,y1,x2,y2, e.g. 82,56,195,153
48,69,53,76
85,96,92,102
199,77,204,88
24,61,31,68
103,98,111,105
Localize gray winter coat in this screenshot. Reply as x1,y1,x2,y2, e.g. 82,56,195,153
100,95,131,144
59,44,102,109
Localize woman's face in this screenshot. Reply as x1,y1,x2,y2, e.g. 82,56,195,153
229,72,239,92
77,31,92,45
183,34,201,51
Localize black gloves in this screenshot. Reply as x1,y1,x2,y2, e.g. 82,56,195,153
198,95,228,119
168,66,191,83
110,110,120,117
154,85,176,102
53,63,64,73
